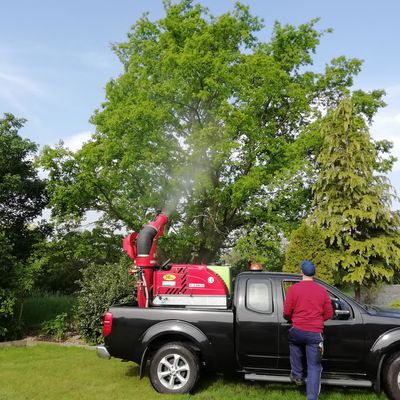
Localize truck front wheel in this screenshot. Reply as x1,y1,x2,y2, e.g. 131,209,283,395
149,342,199,394
383,351,400,400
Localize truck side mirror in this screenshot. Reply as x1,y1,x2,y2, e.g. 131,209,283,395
334,309,351,320
331,298,351,320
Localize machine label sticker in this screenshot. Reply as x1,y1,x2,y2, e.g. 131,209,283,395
208,277,215,284
189,283,205,288
162,281,176,286
163,274,176,281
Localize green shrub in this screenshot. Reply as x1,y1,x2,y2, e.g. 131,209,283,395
23,293,76,330
389,298,400,309
40,313,69,340
0,288,17,339
74,258,135,344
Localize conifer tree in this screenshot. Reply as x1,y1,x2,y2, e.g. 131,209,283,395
312,97,400,300
284,223,335,284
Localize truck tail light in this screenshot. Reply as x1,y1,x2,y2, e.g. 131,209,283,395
103,312,113,337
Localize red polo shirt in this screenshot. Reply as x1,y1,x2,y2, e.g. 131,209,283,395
283,280,333,333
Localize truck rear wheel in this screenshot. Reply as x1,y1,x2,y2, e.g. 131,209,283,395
149,342,199,394
383,351,400,400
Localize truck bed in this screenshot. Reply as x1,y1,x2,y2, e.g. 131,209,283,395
105,303,235,371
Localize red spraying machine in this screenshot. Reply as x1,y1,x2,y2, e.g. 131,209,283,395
123,211,230,308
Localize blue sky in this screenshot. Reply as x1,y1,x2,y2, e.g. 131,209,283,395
1,0,400,203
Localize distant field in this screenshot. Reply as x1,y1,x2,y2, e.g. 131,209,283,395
0,344,385,400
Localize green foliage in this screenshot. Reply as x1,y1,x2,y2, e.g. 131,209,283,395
311,97,400,298
40,313,69,340
31,227,123,294
22,293,76,330
283,223,335,284
0,113,47,230
0,288,17,338
74,259,135,344
39,1,368,264
227,224,285,274
389,299,400,309
0,113,48,340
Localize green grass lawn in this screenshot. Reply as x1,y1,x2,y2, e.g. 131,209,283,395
0,344,386,400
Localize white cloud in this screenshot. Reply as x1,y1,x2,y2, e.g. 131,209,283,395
0,70,42,96
62,130,93,152
0,59,49,136
369,85,400,209
371,85,400,171
0,68,44,115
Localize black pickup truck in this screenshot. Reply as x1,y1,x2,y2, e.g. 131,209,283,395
97,272,400,399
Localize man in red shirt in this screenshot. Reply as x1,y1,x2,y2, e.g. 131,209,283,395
283,260,333,400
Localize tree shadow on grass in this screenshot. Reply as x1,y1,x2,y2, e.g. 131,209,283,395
193,372,379,398
193,370,305,396
121,366,379,398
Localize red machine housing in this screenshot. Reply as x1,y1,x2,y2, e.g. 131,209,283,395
152,264,228,307
123,211,228,308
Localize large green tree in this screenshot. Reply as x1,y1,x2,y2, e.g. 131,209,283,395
31,227,124,294
40,1,376,265
285,97,400,300
0,113,48,339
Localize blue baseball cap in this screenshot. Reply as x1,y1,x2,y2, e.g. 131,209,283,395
301,260,316,276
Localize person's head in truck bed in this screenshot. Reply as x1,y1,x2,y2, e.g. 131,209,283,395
249,261,263,271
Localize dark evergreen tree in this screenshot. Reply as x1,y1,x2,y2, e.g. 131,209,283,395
311,97,400,300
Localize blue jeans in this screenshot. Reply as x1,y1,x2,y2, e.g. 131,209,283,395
289,327,324,400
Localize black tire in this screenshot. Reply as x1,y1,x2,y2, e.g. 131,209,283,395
383,351,400,400
149,342,200,394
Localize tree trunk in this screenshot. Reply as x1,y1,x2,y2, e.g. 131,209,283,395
194,238,222,264
354,284,361,302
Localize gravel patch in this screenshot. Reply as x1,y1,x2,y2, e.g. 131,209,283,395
1,335,96,350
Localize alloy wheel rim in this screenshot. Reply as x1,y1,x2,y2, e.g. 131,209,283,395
397,370,400,389
157,353,190,390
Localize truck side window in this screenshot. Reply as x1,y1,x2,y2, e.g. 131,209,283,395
282,280,353,319
283,281,298,297
246,279,273,313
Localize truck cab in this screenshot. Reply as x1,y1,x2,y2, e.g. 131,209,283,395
97,272,400,399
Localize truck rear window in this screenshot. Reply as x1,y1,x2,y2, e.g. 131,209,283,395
246,279,273,313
